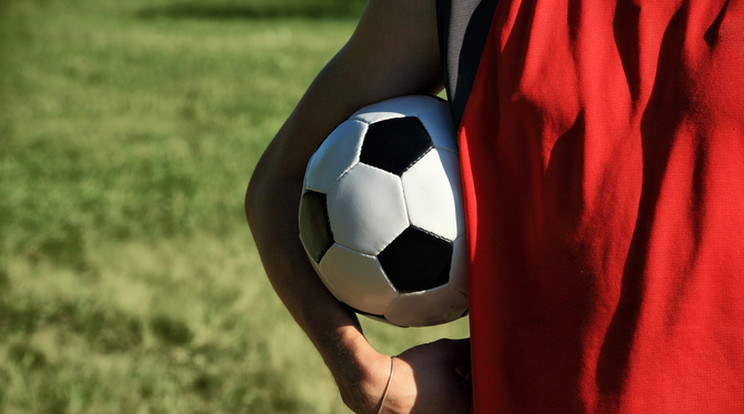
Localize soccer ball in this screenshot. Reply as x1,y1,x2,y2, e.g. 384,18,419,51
298,95,468,327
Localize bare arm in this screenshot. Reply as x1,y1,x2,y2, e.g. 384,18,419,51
246,2,469,412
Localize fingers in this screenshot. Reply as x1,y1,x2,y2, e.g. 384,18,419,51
447,338,472,385
338,338,472,414
382,338,471,414
399,338,470,374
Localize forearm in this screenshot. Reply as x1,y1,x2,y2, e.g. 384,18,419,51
244,54,394,412
246,81,390,410
245,147,366,358
245,46,382,364
246,0,443,410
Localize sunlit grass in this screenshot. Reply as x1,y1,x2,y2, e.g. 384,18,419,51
2,2,353,251
2,233,336,413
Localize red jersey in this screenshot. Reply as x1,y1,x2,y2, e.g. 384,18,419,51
447,0,744,412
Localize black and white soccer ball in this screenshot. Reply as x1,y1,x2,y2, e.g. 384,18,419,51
298,95,468,327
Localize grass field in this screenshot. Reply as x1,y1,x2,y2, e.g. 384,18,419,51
0,0,469,412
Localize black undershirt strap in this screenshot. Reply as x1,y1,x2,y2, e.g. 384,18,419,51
435,0,500,128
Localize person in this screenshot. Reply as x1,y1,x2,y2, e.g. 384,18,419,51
247,0,744,413
247,2,469,412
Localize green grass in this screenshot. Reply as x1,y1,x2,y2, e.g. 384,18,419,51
0,0,469,412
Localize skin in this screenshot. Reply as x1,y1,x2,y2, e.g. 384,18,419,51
245,1,471,412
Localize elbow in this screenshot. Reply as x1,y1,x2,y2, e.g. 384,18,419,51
244,148,271,231
244,165,266,229
244,153,304,235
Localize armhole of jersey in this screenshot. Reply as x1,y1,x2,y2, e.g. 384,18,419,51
435,0,500,128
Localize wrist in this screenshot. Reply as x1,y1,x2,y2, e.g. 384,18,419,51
327,323,380,383
321,324,392,413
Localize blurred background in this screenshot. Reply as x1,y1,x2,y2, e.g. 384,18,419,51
0,0,469,412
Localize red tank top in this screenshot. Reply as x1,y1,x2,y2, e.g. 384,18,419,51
458,1,744,412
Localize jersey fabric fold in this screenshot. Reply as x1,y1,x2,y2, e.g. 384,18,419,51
441,0,744,411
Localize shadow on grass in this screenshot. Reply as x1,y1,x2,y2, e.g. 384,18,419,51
136,1,365,20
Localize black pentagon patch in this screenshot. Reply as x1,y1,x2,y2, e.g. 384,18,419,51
360,117,433,175
298,190,333,263
377,226,452,293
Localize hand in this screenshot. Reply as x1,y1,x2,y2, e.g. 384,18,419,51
383,338,472,414
337,338,471,414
